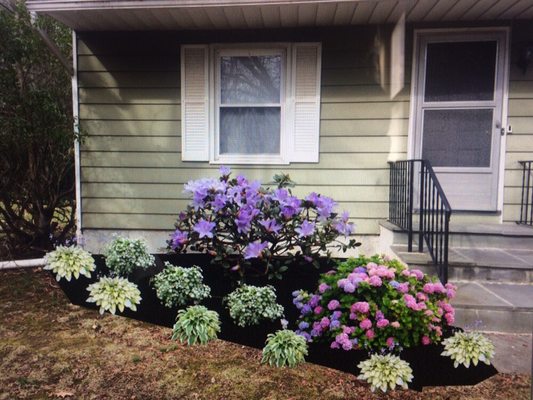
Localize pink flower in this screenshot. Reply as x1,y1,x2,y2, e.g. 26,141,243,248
423,283,435,294
351,301,370,314
424,310,434,317
417,292,428,302
376,319,389,328
349,312,357,320
343,326,355,335
318,283,330,293
391,321,401,328
369,276,382,287
366,262,378,269
397,282,409,293
337,278,348,289
330,341,340,349
386,337,395,348
359,319,372,330
320,317,330,328
411,269,425,280
327,300,340,311
366,329,375,340
342,341,353,350
314,306,323,315
422,336,431,345
444,312,455,324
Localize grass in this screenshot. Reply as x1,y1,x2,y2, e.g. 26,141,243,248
0,269,530,400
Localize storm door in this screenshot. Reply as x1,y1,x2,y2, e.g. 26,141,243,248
412,31,508,211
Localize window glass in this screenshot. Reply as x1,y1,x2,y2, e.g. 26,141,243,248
220,55,281,104
220,107,280,154
422,109,493,167
424,41,497,102
218,53,282,156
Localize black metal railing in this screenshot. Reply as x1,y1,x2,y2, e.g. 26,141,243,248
389,160,452,283
518,161,533,225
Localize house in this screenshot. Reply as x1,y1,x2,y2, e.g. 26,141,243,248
27,0,533,332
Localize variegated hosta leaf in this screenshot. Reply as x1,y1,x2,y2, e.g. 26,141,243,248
44,246,96,282
225,285,284,327
104,236,155,277
357,354,413,393
441,331,495,368
86,276,141,315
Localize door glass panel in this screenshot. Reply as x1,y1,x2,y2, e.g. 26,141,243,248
219,107,281,154
424,41,497,102
220,55,281,104
422,109,493,167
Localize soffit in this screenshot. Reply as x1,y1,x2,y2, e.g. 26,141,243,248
26,0,533,30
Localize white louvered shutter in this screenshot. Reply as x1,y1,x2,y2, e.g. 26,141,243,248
181,45,209,161
289,43,322,162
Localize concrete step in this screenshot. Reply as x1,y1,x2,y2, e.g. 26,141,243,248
451,281,533,334
381,220,533,250
392,244,533,283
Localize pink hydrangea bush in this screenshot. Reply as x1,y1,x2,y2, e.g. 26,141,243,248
293,255,457,352
169,168,360,279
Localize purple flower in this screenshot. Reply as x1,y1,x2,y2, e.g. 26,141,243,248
320,317,330,328
170,230,188,248
193,219,216,238
327,300,340,311
332,311,342,320
272,188,289,203
301,304,312,315
330,320,341,329
316,196,337,220
305,192,320,205
259,219,282,234
343,282,356,293
296,220,316,238
281,206,298,219
211,194,227,211
243,241,269,259
219,165,231,176
334,220,354,236
298,321,309,330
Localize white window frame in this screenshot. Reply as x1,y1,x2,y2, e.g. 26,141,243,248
211,45,289,165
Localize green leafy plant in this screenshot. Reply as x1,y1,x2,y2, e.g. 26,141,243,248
357,354,413,392
44,246,96,281
262,329,308,367
151,263,210,308
441,331,495,368
86,276,142,315
225,284,284,327
171,305,220,345
104,236,155,276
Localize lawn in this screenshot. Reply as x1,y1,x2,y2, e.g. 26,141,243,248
0,269,530,400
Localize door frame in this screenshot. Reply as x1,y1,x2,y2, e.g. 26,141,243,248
407,27,510,215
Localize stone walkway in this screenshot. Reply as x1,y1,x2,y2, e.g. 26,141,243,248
484,332,532,375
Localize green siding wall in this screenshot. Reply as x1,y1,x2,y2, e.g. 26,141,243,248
503,23,533,223
78,27,406,235
78,23,533,235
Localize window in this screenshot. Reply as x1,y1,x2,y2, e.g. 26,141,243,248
181,43,321,164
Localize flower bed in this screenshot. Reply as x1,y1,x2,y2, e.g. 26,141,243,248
54,253,497,391
49,169,497,392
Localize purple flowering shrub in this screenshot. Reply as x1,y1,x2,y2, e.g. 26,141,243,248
169,168,360,279
293,255,457,353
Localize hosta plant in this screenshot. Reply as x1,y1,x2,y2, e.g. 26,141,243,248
44,246,96,281
294,255,457,352
357,354,413,392
151,263,211,308
86,276,142,315
168,167,360,279
441,331,495,368
104,236,155,276
171,305,221,345
262,329,308,368
226,284,284,327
